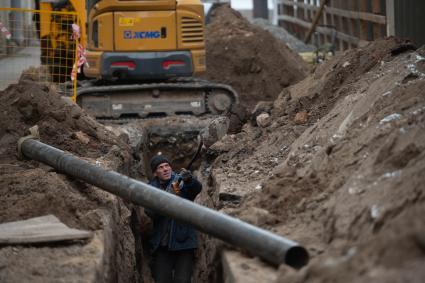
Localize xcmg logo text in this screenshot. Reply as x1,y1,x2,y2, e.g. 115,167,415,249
123,30,161,39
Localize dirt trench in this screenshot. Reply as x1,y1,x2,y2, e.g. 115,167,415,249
2,5,425,282
0,81,225,282
1,5,307,281
105,116,227,283
0,5,284,283
207,38,425,282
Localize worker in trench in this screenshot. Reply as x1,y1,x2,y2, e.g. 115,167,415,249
145,155,202,283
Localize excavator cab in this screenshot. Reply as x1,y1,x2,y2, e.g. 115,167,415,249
83,0,206,81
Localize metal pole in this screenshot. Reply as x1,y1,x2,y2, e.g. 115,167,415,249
19,138,309,268
304,0,330,44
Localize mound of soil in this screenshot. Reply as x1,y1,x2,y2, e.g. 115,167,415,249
0,81,136,282
0,81,129,162
207,37,425,281
202,5,309,111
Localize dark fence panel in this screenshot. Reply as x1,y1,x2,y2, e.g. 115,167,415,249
394,0,425,46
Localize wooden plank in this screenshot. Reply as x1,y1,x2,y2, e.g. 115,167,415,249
329,0,338,49
303,0,308,21
0,215,93,244
327,6,386,24
341,1,351,49
386,0,395,36
358,0,369,40
359,0,367,12
281,0,386,24
371,0,381,14
331,0,341,48
372,22,383,39
350,2,359,48
330,0,336,27
279,14,311,29
340,1,348,34
304,0,329,43
279,14,360,45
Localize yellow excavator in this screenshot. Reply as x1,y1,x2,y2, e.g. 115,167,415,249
40,0,238,119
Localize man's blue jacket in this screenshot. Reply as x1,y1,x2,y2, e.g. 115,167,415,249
145,172,202,253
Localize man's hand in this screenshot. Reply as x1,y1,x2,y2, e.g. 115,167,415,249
180,168,192,184
172,180,181,195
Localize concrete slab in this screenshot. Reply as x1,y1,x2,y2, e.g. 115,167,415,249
0,215,93,244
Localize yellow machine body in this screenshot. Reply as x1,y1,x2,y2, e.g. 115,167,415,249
39,1,237,119
84,0,206,80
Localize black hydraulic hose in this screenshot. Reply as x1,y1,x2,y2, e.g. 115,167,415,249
19,138,309,268
186,135,203,171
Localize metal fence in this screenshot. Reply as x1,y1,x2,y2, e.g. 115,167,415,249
275,0,387,51
0,7,79,100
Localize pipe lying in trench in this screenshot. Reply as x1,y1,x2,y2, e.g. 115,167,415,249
19,138,309,268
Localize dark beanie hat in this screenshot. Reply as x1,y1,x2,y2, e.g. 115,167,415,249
150,155,170,172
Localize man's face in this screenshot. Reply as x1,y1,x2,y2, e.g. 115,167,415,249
154,162,172,182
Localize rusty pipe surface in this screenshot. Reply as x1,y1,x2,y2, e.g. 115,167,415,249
19,138,309,268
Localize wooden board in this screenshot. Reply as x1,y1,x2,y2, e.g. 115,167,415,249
0,215,93,244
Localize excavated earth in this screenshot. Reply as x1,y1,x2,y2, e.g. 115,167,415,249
0,5,424,283
0,81,206,282
206,37,425,282
202,5,309,112
0,81,140,282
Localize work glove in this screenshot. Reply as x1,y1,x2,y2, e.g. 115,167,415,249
180,168,192,184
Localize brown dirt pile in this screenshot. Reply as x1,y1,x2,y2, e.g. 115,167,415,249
0,81,128,162
0,81,137,282
207,37,425,281
202,5,309,111
0,80,125,224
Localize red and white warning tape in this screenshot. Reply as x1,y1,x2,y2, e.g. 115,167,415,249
0,21,12,40
71,24,88,81
71,23,80,40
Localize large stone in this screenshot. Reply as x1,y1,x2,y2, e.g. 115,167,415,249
201,116,230,148
294,111,309,124
73,131,90,144
252,101,273,117
256,113,271,127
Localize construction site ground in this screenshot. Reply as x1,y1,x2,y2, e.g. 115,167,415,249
0,46,40,91
1,5,424,283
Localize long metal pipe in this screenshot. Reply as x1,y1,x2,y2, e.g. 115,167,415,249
20,138,309,268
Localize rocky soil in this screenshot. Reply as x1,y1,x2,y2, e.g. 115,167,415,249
205,37,425,282
0,81,140,282
0,4,424,283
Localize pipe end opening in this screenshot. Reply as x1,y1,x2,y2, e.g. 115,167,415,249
285,246,309,269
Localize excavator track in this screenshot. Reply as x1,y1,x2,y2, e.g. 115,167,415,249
76,78,239,120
